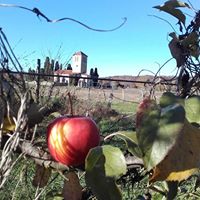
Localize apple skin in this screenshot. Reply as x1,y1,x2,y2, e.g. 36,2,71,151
47,116,100,166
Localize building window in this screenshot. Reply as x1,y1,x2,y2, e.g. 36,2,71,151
75,56,79,62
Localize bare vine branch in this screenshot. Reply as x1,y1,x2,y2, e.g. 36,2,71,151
0,4,127,32
148,14,178,33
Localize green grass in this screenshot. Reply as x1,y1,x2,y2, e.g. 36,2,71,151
0,158,64,200
111,101,137,114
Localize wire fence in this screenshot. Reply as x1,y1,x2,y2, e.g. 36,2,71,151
0,69,177,103
1,70,177,106
0,69,176,85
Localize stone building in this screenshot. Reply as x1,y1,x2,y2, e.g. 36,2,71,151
54,51,90,86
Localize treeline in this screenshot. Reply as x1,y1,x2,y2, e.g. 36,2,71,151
27,57,64,81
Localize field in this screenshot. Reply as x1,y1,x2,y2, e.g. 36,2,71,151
30,80,165,103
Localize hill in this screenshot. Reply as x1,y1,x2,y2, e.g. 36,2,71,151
101,75,175,89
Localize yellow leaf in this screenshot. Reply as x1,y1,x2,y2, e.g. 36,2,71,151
2,116,16,132
150,120,200,182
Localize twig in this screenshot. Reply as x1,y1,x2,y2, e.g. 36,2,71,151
187,0,198,12
0,93,29,188
149,14,178,33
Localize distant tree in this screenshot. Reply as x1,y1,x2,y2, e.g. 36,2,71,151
90,68,94,76
67,64,72,70
59,63,63,70
44,57,50,73
44,57,51,80
43,57,54,81
89,67,99,87
93,67,99,87
89,68,94,87
55,61,60,71
51,59,55,71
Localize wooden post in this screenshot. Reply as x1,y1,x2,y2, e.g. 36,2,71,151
36,59,41,104
122,88,125,102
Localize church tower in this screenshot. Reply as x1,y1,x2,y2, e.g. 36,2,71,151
71,51,88,74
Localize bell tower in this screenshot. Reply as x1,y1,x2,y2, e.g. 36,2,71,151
71,51,88,74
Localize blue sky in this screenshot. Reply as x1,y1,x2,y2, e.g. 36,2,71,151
0,0,198,77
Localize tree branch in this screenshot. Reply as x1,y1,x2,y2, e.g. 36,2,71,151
19,140,69,171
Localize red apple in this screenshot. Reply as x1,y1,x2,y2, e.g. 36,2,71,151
47,116,100,166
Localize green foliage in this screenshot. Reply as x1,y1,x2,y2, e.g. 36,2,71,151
107,130,142,158
185,96,200,124
159,91,183,107
85,145,127,200
111,101,137,114
99,117,134,135
137,102,185,170
160,92,200,124
0,158,63,199
87,101,119,123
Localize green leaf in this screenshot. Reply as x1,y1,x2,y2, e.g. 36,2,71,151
153,0,190,24
46,192,63,200
110,131,143,158
150,119,200,182
184,96,200,124
47,197,63,200
85,145,127,200
159,92,182,108
137,103,185,170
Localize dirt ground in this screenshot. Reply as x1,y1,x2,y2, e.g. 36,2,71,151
51,86,164,103
28,81,165,103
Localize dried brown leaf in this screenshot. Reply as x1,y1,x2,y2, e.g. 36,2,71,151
62,171,82,200
32,164,52,188
168,36,185,67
